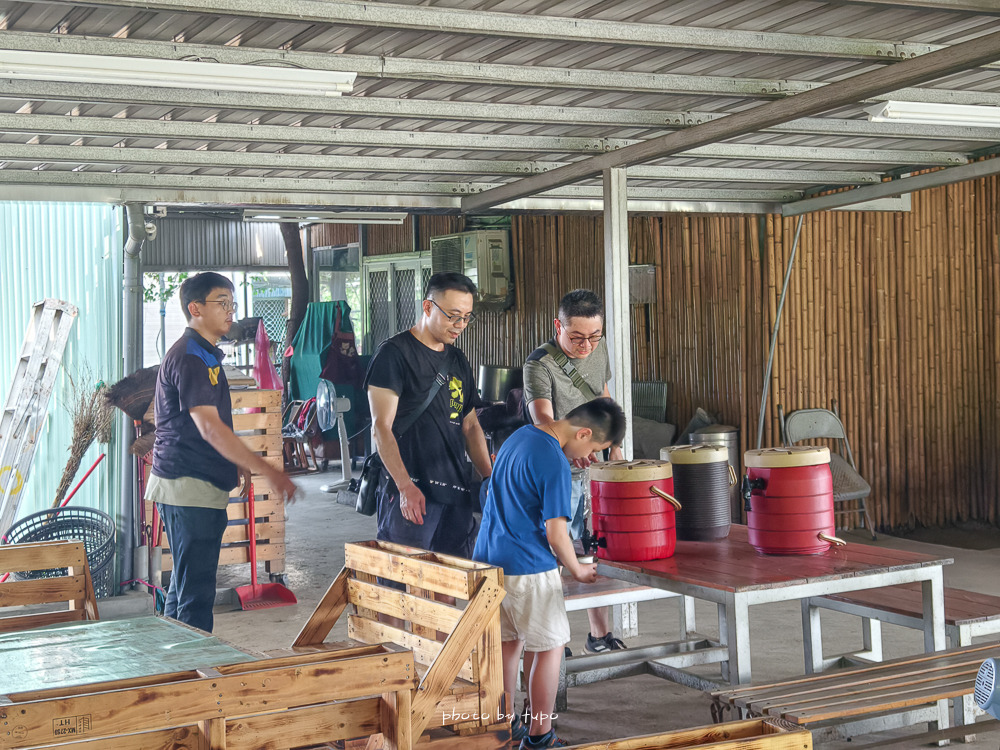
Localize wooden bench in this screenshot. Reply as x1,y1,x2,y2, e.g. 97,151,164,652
803,583,1000,728
0,539,99,633
292,540,507,749
711,641,1000,744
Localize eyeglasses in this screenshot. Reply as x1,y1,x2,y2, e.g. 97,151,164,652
429,299,476,325
204,299,238,313
567,333,603,347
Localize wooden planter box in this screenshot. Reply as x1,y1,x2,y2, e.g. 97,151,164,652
145,388,287,578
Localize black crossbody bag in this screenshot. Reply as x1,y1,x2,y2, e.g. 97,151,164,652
355,360,450,516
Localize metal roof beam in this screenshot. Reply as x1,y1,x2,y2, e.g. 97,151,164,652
27,0,978,63
0,143,883,185
783,157,1000,215
0,114,967,166
6,80,1000,143
461,26,1000,211
5,31,1000,105
830,1,1000,14
0,168,798,201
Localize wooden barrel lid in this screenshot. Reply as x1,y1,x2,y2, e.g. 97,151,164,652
590,459,672,482
663,444,729,464
744,446,830,468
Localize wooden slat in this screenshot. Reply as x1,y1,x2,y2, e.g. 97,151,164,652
225,698,381,749
0,540,87,573
231,411,281,431
560,718,811,750
345,543,476,600
347,614,473,681
0,726,205,749
293,567,350,647
0,608,87,634
159,544,284,572
410,579,504,738
473,569,504,732
347,579,464,633
382,686,413,750
231,389,281,409
0,574,86,607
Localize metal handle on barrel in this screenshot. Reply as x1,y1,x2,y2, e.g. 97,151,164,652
727,464,738,487
818,532,847,547
650,486,682,511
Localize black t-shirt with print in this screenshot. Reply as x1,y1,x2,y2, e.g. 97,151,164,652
364,331,477,506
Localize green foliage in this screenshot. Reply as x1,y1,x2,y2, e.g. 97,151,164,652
143,272,189,304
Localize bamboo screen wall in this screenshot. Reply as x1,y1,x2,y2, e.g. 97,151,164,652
460,182,999,530
334,176,997,529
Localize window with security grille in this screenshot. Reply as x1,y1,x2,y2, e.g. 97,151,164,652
362,255,430,351
253,298,288,359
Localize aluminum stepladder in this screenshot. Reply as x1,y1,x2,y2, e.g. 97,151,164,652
0,299,78,538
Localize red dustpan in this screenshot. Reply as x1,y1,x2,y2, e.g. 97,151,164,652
235,483,297,610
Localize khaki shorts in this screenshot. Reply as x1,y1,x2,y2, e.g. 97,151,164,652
499,568,571,653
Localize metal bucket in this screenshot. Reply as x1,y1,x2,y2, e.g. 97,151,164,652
744,447,846,555
590,460,680,562
691,424,741,522
663,444,735,541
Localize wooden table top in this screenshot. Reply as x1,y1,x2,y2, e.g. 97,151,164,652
598,525,953,593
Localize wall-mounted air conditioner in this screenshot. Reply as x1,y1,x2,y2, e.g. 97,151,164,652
429,229,512,308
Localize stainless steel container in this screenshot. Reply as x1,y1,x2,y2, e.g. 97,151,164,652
478,365,523,403
691,424,741,523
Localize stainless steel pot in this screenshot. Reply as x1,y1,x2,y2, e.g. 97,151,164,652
478,365,523,403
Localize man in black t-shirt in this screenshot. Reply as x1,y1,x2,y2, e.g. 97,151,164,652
364,272,492,558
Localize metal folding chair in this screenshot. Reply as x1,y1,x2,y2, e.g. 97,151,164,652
777,400,877,539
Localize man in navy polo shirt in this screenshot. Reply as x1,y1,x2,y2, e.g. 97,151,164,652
147,272,297,632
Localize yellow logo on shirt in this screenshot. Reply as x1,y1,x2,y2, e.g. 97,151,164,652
449,376,463,419
208,366,220,386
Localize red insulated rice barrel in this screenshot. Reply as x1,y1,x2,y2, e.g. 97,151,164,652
590,460,678,562
744,447,836,555
663,444,733,541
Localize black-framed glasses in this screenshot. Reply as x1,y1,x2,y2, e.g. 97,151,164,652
567,333,603,346
429,299,476,325
204,298,238,313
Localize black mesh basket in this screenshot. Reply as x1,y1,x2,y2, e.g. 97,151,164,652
3,507,116,598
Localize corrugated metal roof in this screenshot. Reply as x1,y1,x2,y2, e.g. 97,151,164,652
0,0,998,213
142,215,290,270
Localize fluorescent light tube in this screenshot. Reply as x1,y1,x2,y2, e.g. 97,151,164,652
0,50,355,97
866,101,1000,128
243,210,408,225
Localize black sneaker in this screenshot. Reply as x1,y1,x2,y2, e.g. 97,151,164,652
564,645,572,657
519,729,569,748
583,631,627,654
511,711,528,743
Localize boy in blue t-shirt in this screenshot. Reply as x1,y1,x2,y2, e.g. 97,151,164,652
473,398,626,750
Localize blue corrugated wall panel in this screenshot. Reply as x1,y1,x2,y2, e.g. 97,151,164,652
0,202,124,531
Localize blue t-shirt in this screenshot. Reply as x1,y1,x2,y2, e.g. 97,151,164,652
472,425,571,575
151,328,238,492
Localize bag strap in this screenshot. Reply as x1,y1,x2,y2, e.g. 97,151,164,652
349,353,452,442
541,342,598,401
394,358,450,436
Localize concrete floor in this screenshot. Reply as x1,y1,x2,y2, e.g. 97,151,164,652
207,470,1000,748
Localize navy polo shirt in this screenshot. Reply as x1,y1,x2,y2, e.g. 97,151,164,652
151,328,239,493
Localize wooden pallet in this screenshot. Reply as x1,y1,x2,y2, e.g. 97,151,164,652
146,388,287,577
565,717,810,749
0,640,417,749
292,540,507,749
0,540,98,634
